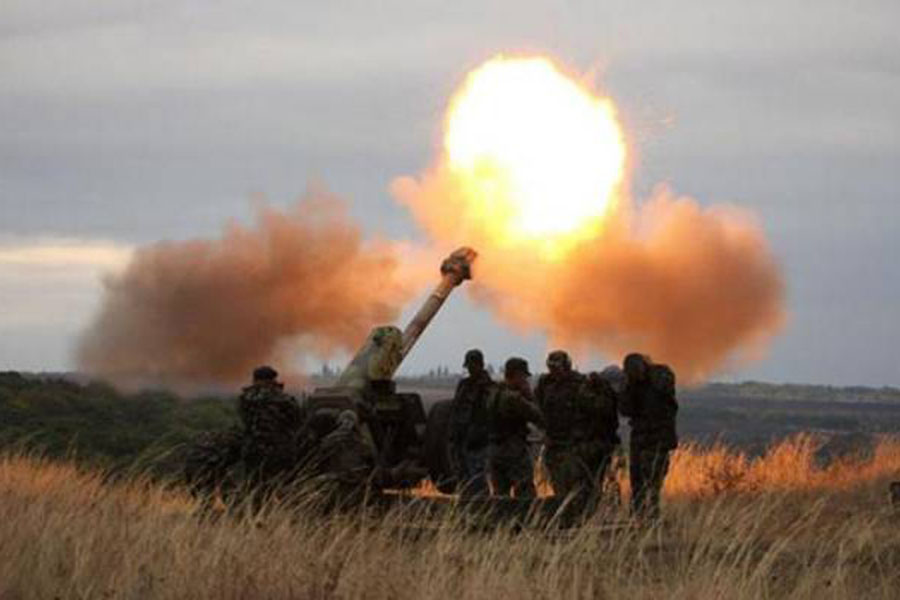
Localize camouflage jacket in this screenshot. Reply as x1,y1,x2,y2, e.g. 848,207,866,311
486,382,545,444
237,382,303,445
315,420,378,486
535,370,587,443
580,373,621,447
450,370,496,449
619,364,678,451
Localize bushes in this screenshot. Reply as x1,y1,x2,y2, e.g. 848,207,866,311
0,372,237,473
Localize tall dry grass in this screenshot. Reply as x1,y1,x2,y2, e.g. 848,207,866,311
1,436,899,599
666,434,900,496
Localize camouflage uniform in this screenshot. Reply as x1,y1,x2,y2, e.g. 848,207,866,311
487,382,544,498
311,410,426,508
237,381,303,490
450,369,495,497
620,359,678,520
536,367,586,496
312,410,379,506
538,370,620,515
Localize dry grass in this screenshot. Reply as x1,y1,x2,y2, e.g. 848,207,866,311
667,434,900,496
2,436,900,599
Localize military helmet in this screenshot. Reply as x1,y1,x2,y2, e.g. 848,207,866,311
504,357,531,377
623,353,650,379
600,365,626,393
546,350,572,370
463,348,485,368
337,409,359,430
252,365,279,382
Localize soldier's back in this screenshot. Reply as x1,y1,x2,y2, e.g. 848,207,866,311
624,364,678,450
538,371,585,442
239,383,302,440
487,383,542,443
451,372,495,443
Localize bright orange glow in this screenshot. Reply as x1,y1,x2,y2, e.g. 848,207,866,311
444,56,626,252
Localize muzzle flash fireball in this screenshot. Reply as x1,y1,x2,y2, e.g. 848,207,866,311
445,56,626,252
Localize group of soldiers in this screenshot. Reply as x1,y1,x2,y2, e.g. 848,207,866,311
188,350,678,521
187,365,423,505
449,350,678,520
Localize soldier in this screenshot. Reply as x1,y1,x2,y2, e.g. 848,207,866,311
487,357,545,499
600,364,627,396
619,353,678,521
535,350,586,500
598,365,627,506
537,351,620,518
577,372,621,511
309,409,427,509
238,365,304,492
450,349,495,498
312,409,379,506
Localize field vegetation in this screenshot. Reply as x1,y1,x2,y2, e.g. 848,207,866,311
2,435,899,599
5,371,900,473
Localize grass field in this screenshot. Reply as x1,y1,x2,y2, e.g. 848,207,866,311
2,436,899,599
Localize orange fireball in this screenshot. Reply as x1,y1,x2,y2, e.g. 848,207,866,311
444,56,627,254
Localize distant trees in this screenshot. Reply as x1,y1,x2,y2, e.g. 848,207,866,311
426,366,454,379
0,372,237,474
3,370,899,475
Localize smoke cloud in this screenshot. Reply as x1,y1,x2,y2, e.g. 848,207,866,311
76,192,418,388
394,171,785,382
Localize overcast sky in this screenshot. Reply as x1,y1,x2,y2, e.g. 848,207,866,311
2,1,898,385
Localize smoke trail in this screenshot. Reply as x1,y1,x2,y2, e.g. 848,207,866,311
394,174,785,382
76,192,418,388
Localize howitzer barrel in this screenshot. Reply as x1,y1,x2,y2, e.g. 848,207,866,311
400,246,477,359
336,247,477,388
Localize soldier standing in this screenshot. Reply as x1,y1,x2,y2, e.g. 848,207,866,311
576,371,621,513
238,365,303,492
598,365,627,506
537,351,620,517
450,349,495,498
619,353,678,520
535,351,586,499
487,357,545,499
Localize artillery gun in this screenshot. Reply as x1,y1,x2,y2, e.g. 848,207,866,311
302,247,477,489
182,248,474,499
184,245,592,526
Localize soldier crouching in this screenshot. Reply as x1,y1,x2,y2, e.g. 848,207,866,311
303,409,426,511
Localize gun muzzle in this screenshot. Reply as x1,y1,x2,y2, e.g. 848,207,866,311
400,247,477,359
